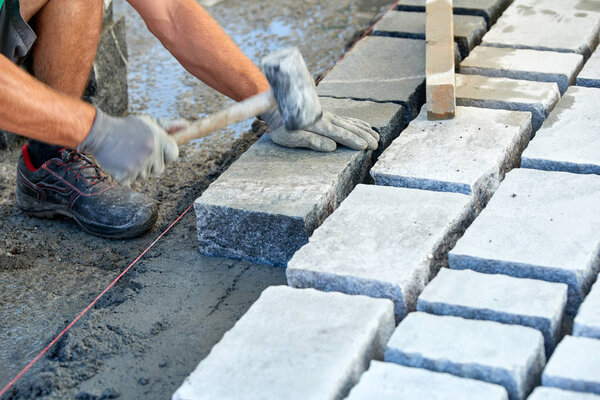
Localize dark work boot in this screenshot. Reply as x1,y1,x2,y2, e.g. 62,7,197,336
16,145,158,239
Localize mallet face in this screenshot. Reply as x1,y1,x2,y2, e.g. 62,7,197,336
262,47,323,131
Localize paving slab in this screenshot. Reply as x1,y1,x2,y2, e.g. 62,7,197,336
542,336,600,395
385,312,545,400
346,361,509,400
578,48,600,88
370,106,531,210
172,286,395,400
287,184,472,320
521,86,600,175
372,11,487,58
460,46,584,94
529,387,600,400
448,169,600,314
396,0,511,26
481,0,600,59
195,101,404,267
417,268,567,354
574,279,600,340
455,74,560,131
317,36,425,121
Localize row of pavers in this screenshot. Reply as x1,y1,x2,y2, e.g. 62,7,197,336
176,0,600,398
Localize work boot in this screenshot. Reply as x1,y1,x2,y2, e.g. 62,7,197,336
15,145,158,239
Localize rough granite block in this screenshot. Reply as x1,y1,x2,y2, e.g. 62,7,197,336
372,11,487,58
455,74,560,131
370,106,532,210
172,286,395,400
542,336,600,395
529,387,600,400
317,36,425,120
417,268,568,353
481,0,600,59
521,86,600,175
396,0,511,26
574,279,600,340
346,361,509,400
385,312,546,400
578,48,600,88
449,169,600,314
460,46,584,94
287,185,472,320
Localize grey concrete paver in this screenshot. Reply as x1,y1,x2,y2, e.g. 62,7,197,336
578,48,600,88
396,0,511,26
528,387,600,400
574,279,600,340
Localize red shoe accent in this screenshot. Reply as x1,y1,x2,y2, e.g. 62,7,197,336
21,144,40,172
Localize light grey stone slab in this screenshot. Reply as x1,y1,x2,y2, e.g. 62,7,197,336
287,185,472,320
172,286,395,400
417,269,567,354
574,279,600,339
385,312,546,400
396,0,511,26
542,336,600,395
529,387,600,400
481,0,600,59
521,86,600,175
372,11,487,58
317,36,425,120
455,74,560,131
370,106,532,210
346,361,509,400
449,169,600,314
460,46,584,94
578,48,600,88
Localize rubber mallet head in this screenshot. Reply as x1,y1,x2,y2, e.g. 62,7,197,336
262,47,323,131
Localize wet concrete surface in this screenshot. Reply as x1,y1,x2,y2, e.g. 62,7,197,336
0,0,392,399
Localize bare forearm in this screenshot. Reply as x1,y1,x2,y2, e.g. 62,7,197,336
0,55,95,148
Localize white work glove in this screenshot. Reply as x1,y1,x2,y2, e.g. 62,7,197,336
261,108,379,152
78,108,179,185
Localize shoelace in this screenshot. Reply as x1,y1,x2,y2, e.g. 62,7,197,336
56,150,109,186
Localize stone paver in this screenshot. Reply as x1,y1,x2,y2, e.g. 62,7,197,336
317,36,425,120
346,361,509,400
287,184,472,320
370,106,531,210
449,169,600,314
460,46,584,94
372,11,486,58
521,87,600,175
195,101,404,267
481,0,600,58
529,387,600,400
542,336,600,395
578,48,600,88
455,74,560,131
172,286,395,400
396,0,511,26
574,279,600,340
385,312,545,400
417,269,567,353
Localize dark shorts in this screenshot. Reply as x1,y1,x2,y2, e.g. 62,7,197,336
0,0,36,65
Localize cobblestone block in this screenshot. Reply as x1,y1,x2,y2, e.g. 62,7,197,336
542,336,600,395
346,361,509,400
385,312,545,400
577,49,600,88
396,0,511,27
481,0,600,58
449,169,600,314
172,286,395,400
455,74,560,131
287,184,472,320
521,87,600,175
372,11,486,58
529,387,600,400
574,279,600,339
317,36,425,120
370,106,531,210
460,46,584,94
417,268,568,353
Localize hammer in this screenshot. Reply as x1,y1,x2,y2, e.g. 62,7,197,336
172,47,322,145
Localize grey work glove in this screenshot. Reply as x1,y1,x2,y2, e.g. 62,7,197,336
78,108,179,185
261,108,379,152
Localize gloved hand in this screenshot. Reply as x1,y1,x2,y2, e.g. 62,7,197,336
261,108,379,152
78,108,179,185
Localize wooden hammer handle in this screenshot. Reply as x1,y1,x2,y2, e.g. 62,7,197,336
172,91,276,145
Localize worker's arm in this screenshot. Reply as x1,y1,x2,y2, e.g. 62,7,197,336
126,0,270,101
